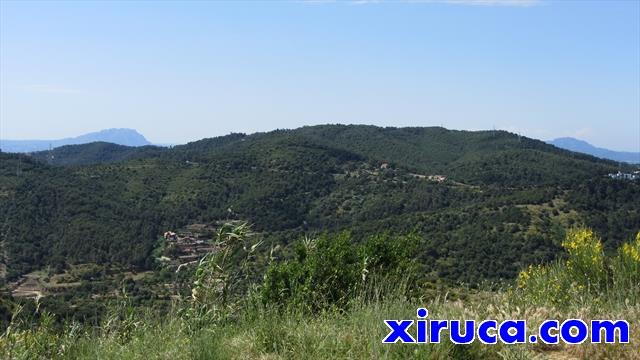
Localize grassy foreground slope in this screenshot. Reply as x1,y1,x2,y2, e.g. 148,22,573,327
7,293,637,359
1,227,638,359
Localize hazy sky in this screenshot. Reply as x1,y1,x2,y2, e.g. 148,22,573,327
1,0,639,151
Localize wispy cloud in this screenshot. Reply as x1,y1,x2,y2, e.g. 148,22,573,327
23,84,82,95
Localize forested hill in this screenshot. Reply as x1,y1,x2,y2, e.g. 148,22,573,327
32,125,623,183
1,125,638,283
29,142,165,166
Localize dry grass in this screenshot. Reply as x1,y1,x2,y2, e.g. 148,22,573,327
1,228,637,359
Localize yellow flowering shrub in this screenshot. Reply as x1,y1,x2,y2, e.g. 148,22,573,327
517,228,612,307
517,264,542,289
562,228,605,288
613,231,640,290
620,232,640,263
515,228,640,309
517,263,571,306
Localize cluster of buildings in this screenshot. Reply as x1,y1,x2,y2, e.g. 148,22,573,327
608,171,640,180
381,162,447,183
160,225,217,268
427,175,447,183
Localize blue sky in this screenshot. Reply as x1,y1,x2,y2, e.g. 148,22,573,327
1,0,638,151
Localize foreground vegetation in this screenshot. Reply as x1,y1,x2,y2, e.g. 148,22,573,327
1,225,638,359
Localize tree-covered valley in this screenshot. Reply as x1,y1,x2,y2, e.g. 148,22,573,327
1,124,639,359
0,125,639,322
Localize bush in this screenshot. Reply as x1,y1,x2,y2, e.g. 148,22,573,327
260,232,420,312
611,231,640,303
562,228,606,289
517,227,640,308
260,232,361,312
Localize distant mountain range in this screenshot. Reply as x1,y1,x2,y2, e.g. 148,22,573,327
0,128,151,153
3,128,638,165
547,137,640,164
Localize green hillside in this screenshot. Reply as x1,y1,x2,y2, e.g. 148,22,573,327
1,125,638,285
29,142,165,166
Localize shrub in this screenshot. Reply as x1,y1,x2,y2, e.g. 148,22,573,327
260,232,361,312
561,228,606,291
611,231,640,303
260,232,420,312
517,263,571,306
517,227,639,308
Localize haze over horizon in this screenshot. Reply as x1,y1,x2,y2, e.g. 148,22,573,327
1,0,639,151
0,125,638,155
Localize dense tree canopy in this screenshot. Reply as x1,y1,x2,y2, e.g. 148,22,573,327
1,125,638,284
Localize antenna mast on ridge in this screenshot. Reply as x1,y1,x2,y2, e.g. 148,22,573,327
48,143,54,165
